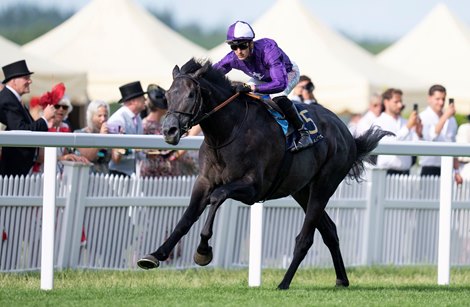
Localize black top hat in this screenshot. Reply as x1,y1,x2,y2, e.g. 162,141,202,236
118,81,146,103
2,60,34,84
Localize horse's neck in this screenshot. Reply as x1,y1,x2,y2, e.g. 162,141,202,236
200,96,247,148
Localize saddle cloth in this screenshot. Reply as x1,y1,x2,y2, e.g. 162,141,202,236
267,103,324,151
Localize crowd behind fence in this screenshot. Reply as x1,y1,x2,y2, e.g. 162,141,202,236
1,163,469,272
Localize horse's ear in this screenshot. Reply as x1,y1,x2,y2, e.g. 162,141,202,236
172,65,180,79
192,61,211,79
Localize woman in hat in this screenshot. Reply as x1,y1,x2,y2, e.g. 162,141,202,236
140,84,199,177
213,21,313,152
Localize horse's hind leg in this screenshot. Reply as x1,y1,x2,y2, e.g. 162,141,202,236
291,189,348,287
317,212,349,287
278,196,326,290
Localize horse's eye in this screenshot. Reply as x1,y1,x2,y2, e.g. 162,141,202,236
188,92,194,99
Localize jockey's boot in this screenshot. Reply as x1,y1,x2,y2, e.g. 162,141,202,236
273,96,314,152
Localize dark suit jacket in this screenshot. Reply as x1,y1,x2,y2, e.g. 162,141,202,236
0,87,48,176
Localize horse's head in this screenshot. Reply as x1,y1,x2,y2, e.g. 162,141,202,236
162,60,211,145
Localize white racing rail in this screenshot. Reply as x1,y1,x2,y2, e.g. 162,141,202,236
1,131,469,289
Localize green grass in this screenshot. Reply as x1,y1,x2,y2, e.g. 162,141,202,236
1,267,470,306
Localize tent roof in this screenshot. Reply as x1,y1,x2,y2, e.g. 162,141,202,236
23,0,206,102
1,35,88,104
209,0,425,114
377,3,470,114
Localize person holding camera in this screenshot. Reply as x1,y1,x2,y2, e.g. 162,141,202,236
74,100,111,174
419,84,462,184
213,20,313,152
373,88,422,175
291,75,317,105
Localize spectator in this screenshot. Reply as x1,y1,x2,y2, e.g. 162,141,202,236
419,84,462,184
0,60,56,176
34,91,89,173
213,20,313,152
140,84,199,177
355,93,383,137
347,113,362,137
456,114,470,180
108,81,146,177
290,75,317,105
74,100,111,174
373,88,422,175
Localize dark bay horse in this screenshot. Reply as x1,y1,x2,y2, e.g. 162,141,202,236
137,58,393,290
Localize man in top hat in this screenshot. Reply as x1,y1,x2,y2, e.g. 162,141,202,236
0,59,56,176
108,81,147,177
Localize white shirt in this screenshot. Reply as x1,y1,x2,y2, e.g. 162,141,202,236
419,106,458,167
456,123,470,163
374,112,419,171
355,111,378,137
107,105,143,176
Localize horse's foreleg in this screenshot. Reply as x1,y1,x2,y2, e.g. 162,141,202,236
317,212,349,287
137,180,210,270
194,191,224,266
195,181,258,266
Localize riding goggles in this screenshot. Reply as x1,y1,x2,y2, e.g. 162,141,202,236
230,42,250,51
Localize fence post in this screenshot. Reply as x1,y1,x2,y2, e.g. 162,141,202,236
438,156,453,285
362,168,386,265
40,147,57,290
57,162,83,269
249,202,263,287
68,163,92,268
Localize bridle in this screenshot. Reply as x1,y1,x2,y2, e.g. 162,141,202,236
166,74,241,134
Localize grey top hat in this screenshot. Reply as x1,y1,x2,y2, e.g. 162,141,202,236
118,81,146,103
2,60,34,84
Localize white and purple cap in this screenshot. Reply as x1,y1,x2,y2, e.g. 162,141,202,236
226,21,255,43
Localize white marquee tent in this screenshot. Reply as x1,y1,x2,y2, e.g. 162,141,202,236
1,35,88,104
23,0,206,102
209,0,426,114
377,4,470,114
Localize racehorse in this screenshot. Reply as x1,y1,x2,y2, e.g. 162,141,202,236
137,58,393,290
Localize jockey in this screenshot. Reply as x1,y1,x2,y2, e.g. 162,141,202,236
213,20,313,152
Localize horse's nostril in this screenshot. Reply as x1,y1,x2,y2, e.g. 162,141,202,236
167,127,178,137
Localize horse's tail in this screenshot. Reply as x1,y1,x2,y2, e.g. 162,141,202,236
348,126,395,182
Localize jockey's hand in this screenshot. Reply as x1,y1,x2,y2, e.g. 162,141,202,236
236,83,252,94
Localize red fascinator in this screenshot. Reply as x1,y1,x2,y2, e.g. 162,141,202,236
39,83,66,108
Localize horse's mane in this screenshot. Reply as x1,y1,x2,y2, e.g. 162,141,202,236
180,58,233,90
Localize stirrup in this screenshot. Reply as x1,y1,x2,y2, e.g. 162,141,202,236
290,133,314,152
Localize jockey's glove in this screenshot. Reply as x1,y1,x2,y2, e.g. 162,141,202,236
236,83,252,93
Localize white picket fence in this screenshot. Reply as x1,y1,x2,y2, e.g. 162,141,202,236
1,163,469,272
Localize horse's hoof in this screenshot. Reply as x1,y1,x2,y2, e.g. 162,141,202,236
137,255,160,270
277,283,290,290
193,249,213,266
335,279,349,288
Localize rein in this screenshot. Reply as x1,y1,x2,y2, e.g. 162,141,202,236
168,74,242,133
192,92,240,126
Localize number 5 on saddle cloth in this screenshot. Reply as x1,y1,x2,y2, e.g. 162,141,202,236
253,94,324,152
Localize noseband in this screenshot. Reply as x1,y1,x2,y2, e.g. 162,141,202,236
166,74,204,134
166,74,241,134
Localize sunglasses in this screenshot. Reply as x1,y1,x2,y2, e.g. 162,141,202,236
230,42,250,51
54,104,69,110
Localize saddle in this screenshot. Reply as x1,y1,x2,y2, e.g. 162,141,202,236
247,93,324,151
